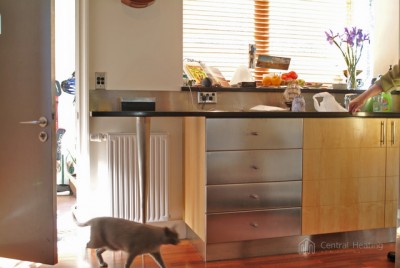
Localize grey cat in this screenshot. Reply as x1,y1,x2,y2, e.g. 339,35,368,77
73,214,179,268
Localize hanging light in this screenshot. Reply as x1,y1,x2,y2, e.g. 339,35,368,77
121,0,155,8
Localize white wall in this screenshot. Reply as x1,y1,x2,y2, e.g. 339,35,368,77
372,0,399,76
88,0,399,91
89,0,182,91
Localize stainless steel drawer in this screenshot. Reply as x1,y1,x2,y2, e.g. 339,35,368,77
207,208,301,243
207,149,302,184
207,181,302,213
206,118,303,151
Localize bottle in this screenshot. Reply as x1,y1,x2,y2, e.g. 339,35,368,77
362,97,373,112
372,95,382,112
292,95,305,112
380,92,392,112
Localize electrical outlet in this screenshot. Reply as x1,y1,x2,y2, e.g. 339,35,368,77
198,92,217,104
95,72,106,89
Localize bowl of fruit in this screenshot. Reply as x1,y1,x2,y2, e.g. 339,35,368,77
262,71,305,87
262,73,282,87
280,71,305,87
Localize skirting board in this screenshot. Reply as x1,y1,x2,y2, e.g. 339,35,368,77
186,225,396,262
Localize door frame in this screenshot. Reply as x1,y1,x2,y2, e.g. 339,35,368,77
75,0,91,213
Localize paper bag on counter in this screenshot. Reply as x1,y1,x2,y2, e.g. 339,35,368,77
229,65,254,86
313,92,347,112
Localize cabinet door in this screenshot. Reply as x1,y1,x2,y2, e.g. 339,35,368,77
385,119,400,227
303,118,383,149
303,118,386,235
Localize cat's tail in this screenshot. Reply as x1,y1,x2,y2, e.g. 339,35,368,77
72,210,90,227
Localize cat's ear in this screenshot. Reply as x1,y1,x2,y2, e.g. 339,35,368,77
163,224,179,236
164,227,171,235
164,226,178,236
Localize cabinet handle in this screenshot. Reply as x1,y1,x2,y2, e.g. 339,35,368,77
391,121,396,145
380,121,385,146
249,194,260,200
250,131,259,136
250,222,259,228
251,165,259,170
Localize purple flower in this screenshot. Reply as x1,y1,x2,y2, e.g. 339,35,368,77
341,27,355,47
325,26,370,69
325,30,337,45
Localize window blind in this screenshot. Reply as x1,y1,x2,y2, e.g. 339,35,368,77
183,0,255,81
183,0,373,84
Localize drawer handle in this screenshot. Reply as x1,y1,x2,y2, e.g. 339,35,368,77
250,222,259,228
249,194,260,200
251,165,259,170
250,131,259,136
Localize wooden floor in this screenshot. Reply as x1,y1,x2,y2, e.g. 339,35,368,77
38,195,396,267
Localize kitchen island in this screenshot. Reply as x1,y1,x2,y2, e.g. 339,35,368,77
91,110,400,261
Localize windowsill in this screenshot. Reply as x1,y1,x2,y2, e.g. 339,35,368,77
180,86,369,94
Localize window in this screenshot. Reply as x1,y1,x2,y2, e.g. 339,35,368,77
183,0,373,84
183,0,254,81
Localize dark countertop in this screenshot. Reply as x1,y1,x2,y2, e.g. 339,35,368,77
91,111,400,118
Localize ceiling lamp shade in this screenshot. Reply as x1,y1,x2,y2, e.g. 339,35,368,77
121,0,155,8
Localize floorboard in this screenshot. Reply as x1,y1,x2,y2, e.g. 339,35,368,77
36,196,395,267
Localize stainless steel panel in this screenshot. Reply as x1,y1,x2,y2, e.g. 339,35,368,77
186,224,395,261
203,228,395,261
206,208,301,243
206,118,303,151
207,181,301,213
207,149,302,184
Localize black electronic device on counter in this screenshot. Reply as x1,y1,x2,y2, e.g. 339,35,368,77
120,97,156,111
239,81,257,88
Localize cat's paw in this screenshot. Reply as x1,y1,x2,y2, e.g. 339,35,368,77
99,262,108,267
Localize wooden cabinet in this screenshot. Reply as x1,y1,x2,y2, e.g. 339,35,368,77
302,118,399,235
183,117,206,241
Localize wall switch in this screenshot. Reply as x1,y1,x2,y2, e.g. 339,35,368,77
198,92,217,104
95,72,106,89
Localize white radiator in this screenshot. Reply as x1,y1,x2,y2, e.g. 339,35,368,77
107,133,169,222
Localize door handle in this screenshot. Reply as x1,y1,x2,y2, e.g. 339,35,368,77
20,116,48,127
380,121,385,146
391,121,396,145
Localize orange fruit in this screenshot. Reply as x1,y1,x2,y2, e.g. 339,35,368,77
262,76,272,86
271,74,282,86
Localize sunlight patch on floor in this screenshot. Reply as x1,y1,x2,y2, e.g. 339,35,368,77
0,258,40,268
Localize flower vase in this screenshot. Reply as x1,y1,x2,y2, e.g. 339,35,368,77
346,65,357,90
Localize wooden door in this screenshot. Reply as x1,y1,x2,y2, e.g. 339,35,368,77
0,0,57,264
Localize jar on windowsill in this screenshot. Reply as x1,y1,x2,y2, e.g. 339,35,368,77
283,81,302,110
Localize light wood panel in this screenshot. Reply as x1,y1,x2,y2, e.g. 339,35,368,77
385,119,400,227
303,118,383,149
183,117,206,241
302,118,391,235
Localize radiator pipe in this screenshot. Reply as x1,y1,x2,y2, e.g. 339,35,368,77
136,117,151,223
